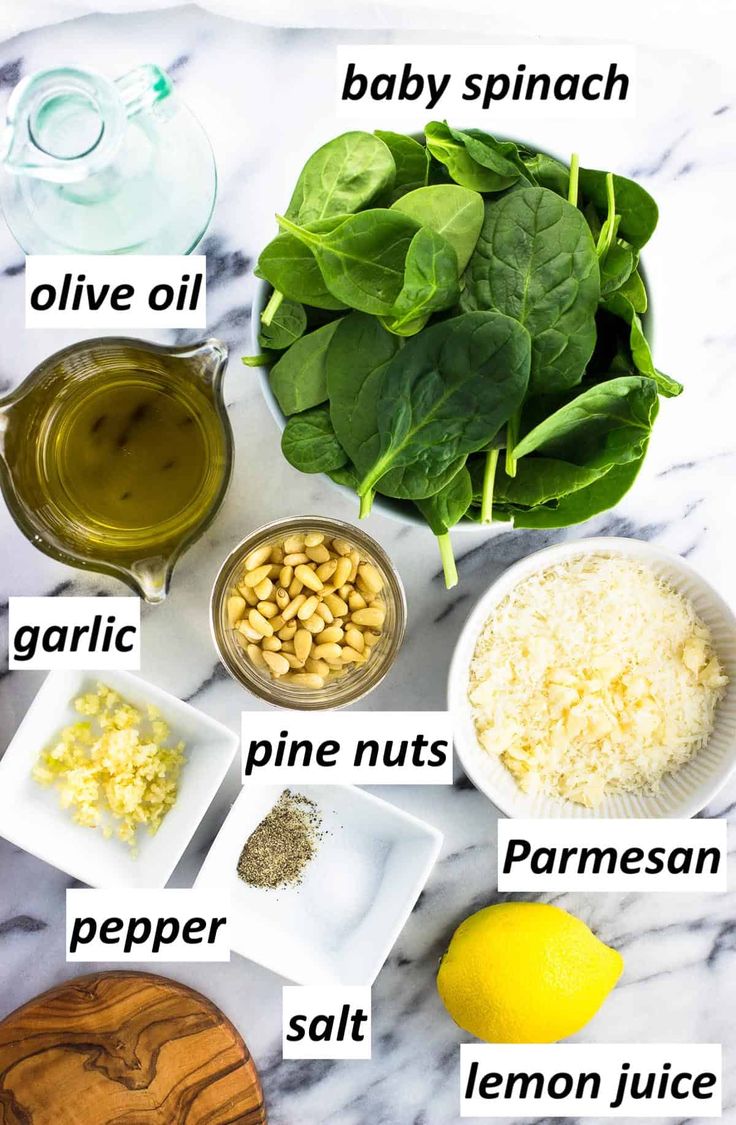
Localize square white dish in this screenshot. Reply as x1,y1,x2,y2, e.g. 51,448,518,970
0,669,239,888
194,783,442,985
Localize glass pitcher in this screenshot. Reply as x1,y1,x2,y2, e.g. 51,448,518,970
0,64,217,254
0,338,233,603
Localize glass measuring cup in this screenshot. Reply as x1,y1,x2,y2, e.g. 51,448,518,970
0,64,217,254
0,338,233,603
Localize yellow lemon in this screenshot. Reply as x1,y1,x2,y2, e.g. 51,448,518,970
437,902,623,1043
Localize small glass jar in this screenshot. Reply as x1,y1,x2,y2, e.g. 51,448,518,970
211,516,407,710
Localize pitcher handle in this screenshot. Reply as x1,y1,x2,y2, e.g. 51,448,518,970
115,64,172,120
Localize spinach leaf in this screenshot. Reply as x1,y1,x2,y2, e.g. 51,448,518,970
489,457,609,507
268,319,342,415
462,186,600,395
382,226,460,336
425,121,521,192
415,466,473,588
375,130,430,201
602,292,682,397
286,131,395,224
328,312,399,471
258,297,307,350
522,152,570,195
507,447,648,527
391,183,484,272
256,219,348,311
599,241,635,296
326,312,465,508
514,375,659,468
578,168,658,249
328,463,361,489
618,267,647,313
356,311,531,505
281,405,349,473
277,209,420,316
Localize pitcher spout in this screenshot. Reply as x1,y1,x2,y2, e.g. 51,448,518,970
129,556,171,605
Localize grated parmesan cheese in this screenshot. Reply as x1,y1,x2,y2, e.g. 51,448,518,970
468,555,728,808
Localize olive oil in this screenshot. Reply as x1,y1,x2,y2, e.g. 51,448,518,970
0,338,231,601
52,376,209,534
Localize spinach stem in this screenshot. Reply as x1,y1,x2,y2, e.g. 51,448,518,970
359,490,374,519
481,447,499,524
261,289,284,327
505,412,520,478
568,152,580,206
242,354,270,368
438,533,458,590
596,172,616,260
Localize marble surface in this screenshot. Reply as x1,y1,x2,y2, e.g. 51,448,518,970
1,7,735,1124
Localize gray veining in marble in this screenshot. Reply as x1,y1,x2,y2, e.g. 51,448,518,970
0,7,735,1125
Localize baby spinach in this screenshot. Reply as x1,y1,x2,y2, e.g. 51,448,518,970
281,405,348,473
249,123,680,582
425,122,523,192
382,226,460,336
619,268,647,313
268,319,342,416
277,209,420,316
356,311,531,504
522,151,570,195
328,313,399,471
256,220,348,311
599,241,635,296
286,131,395,224
484,456,609,508
506,448,648,528
602,292,682,397
326,312,465,509
514,375,659,468
415,466,473,588
578,168,658,249
375,130,430,201
391,184,484,272
258,297,307,350
462,186,601,396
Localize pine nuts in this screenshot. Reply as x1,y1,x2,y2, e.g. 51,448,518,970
289,673,325,689
294,629,312,664
254,577,273,601
351,607,386,629
295,564,323,592
358,563,383,593
314,642,343,663
242,564,272,588
263,651,289,677
249,609,273,637
244,545,272,572
227,595,245,627
297,594,319,621
225,529,389,691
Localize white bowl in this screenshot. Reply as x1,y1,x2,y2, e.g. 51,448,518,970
194,783,442,985
0,670,239,887
448,537,736,819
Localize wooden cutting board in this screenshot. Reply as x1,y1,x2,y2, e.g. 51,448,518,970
0,970,267,1124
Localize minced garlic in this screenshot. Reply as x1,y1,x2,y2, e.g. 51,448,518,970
468,555,728,807
33,683,185,851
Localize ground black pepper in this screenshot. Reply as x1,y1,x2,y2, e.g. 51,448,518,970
237,789,323,889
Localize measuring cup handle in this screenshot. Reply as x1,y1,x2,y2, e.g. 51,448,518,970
115,64,172,119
